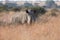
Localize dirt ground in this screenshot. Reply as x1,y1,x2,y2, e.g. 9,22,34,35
0,11,60,40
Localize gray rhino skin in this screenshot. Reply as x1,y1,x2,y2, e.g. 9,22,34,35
12,11,31,24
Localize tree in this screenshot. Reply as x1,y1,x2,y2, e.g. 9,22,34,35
24,1,33,7
45,0,57,8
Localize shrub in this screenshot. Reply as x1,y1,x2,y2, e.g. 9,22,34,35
0,6,5,12
8,7,21,12
0,5,21,12
51,12,57,17
25,6,46,14
50,9,58,17
29,6,46,17
31,6,46,13
0,5,8,12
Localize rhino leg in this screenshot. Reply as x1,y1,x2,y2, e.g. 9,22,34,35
27,15,31,24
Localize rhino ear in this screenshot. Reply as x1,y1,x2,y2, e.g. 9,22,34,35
26,10,29,13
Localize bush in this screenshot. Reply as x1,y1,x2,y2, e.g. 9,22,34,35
32,6,46,13
0,6,5,12
8,7,21,12
0,5,21,12
25,6,46,14
28,6,46,17
0,5,8,12
50,9,58,17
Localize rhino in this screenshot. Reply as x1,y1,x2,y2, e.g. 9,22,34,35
11,11,32,24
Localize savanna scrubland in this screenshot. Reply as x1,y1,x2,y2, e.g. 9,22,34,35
0,6,60,40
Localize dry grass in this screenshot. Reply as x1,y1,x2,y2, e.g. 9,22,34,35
0,9,60,40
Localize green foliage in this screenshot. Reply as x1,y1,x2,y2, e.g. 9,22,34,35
0,5,46,13
0,5,21,12
29,6,46,15
8,7,21,12
24,6,46,17
0,6,5,12
0,5,8,12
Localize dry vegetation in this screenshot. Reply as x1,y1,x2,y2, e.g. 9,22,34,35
0,8,60,40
